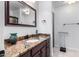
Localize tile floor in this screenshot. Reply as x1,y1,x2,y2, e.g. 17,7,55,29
53,47,79,57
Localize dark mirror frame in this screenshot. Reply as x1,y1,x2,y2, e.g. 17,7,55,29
5,1,37,27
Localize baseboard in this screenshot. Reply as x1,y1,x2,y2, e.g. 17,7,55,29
66,47,79,52
54,47,79,52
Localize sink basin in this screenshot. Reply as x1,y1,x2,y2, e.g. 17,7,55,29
26,39,39,43
24,39,39,48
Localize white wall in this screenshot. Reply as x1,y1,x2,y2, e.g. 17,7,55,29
37,1,53,56
4,27,36,39
55,2,79,50
0,2,4,50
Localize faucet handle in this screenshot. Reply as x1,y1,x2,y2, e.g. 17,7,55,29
24,35,29,39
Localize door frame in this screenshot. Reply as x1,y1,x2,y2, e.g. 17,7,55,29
52,12,55,47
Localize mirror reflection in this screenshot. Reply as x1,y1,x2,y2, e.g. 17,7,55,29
6,1,36,27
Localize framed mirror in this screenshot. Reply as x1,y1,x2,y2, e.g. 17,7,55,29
5,1,36,27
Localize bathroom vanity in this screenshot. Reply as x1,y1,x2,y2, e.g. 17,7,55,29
20,38,50,57
4,34,50,57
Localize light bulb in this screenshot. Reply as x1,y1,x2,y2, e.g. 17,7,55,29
65,0,76,4
23,8,30,15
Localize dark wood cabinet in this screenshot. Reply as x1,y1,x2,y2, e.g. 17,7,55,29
19,38,50,57
41,46,47,57
46,39,50,57
33,51,41,57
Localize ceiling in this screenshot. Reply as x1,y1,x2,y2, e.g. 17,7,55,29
52,1,79,8
52,1,66,8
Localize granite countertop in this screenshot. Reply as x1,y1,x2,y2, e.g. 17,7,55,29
4,36,49,57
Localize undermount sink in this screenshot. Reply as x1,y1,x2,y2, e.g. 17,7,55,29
24,39,39,48
25,37,47,43
26,39,39,43
24,38,47,47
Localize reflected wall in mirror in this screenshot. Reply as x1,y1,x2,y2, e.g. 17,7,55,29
5,1,36,27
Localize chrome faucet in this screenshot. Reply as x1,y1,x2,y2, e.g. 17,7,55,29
24,39,30,48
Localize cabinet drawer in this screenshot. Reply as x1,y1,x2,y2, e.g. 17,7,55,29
32,41,46,56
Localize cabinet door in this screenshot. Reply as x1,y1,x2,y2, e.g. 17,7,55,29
33,51,41,57
41,47,46,57
19,50,31,57
46,39,50,57
46,46,50,57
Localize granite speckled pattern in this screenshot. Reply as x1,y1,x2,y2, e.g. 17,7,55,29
4,36,49,57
